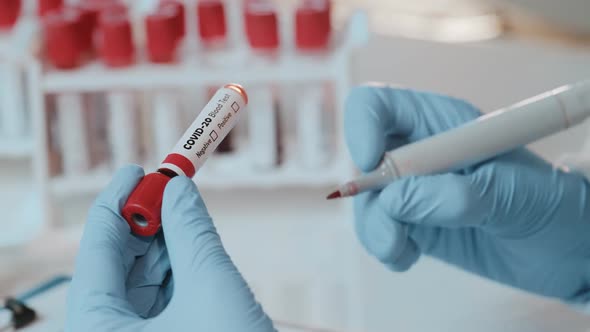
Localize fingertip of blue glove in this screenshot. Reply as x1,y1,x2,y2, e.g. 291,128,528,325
345,86,388,172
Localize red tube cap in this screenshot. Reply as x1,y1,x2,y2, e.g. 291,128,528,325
74,0,125,54
38,0,63,17
295,0,331,50
98,7,134,68
43,8,83,69
197,0,226,42
146,7,179,63
159,0,185,38
122,172,172,237
244,0,279,50
0,0,21,30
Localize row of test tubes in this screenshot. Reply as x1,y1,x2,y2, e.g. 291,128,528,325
45,83,335,177
36,0,333,69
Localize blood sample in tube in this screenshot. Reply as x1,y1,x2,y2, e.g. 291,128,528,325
0,0,21,30
123,84,248,236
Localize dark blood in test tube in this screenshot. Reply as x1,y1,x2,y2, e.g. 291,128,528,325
274,98,283,165
42,8,84,69
0,0,21,30
38,0,63,17
196,0,226,44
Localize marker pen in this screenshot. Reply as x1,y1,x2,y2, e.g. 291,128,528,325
123,84,248,236
327,80,590,199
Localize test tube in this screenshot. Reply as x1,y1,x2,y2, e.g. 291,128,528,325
0,0,21,30
122,84,248,236
248,86,281,169
244,0,279,53
43,8,91,175
99,7,142,168
297,85,329,169
146,6,184,161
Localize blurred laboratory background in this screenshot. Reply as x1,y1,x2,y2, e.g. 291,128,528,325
0,0,590,331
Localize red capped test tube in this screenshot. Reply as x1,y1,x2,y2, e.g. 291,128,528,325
146,6,180,63
98,6,134,67
244,0,279,50
123,84,248,236
73,0,125,55
295,0,331,50
42,7,83,69
197,0,226,45
159,0,186,39
0,0,21,30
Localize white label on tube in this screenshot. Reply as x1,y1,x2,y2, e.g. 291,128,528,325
161,86,246,174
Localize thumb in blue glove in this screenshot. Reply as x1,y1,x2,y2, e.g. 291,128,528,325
345,85,590,303
66,166,275,331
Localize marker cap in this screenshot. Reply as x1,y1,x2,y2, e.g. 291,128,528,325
0,0,21,30
42,8,83,69
146,7,179,63
197,0,226,42
244,0,279,50
295,0,331,50
98,7,134,67
122,172,172,237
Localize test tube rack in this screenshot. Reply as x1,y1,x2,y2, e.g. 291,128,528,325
28,2,369,228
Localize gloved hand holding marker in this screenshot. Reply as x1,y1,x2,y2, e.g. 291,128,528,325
329,80,590,199
122,83,248,236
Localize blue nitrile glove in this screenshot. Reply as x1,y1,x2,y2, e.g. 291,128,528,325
65,165,275,331
344,84,590,303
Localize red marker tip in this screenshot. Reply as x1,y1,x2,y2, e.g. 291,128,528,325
326,191,341,200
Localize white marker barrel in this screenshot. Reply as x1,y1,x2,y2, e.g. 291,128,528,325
158,84,248,177
55,93,90,175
